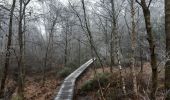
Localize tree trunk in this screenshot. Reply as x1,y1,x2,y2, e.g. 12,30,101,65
130,0,138,99
78,35,81,66
17,0,31,98
64,23,68,67
110,0,116,73
17,0,24,99
143,7,157,100
139,43,143,73
165,0,170,99
42,45,49,84
136,0,158,99
0,0,16,98
115,30,127,98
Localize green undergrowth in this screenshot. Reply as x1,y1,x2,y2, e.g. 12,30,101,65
58,67,73,78
80,72,111,92
58,62,79,78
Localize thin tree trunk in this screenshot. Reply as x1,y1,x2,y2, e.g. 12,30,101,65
78,35,81,66
110,0,116,73
42,45,49,84
81,0,105,99
42,13,57,83
0,0,16,97
115,32,127,97
130,0,138,99
165,0,170,99
81,0,104,72
17,0,31,98
18,0,24,98
140,44,143,73
42,28,53,84
64,23,68,67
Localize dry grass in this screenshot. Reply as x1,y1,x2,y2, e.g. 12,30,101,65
75,63,165,100
4,71,62,100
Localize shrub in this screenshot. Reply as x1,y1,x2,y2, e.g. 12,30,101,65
11,95,23,100
58,61,81,78
81,72,111,92
58,67,72,78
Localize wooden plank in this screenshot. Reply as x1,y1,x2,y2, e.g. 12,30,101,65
54,58,95,100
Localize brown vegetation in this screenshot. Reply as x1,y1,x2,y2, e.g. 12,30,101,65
4,71,61,100
75,63,165,100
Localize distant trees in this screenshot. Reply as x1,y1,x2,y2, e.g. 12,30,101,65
41,0,61,83
165,0,170,99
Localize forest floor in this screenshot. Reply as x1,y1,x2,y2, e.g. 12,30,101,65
5,70,62,100
75,63,165,100
3,62,165,100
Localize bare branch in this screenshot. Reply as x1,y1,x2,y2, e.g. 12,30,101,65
0,5,10,11
148,0,153,8
135,0,142,7
68,1,86,33
23,0,31,5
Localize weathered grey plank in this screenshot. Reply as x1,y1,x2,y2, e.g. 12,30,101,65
54,58,95,100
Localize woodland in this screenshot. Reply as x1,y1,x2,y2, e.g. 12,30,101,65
0,0,170,100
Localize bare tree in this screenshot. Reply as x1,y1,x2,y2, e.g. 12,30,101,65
0,0,16,97
136,0,158,99
81,0,104,72
129,0,138,98
39,0,62,83
17,0,31,99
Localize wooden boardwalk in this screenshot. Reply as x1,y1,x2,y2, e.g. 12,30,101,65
54,58,95,100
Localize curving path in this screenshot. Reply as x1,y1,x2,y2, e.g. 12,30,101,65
54,58,95,100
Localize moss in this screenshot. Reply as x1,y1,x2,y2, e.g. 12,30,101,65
11,95,23,100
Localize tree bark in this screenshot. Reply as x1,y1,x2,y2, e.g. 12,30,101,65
165,0,170,99
115,30,127,97
139,43,143,73
130,0,138,99
17,0,24,99
110,0,116,73
64,21,68,67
